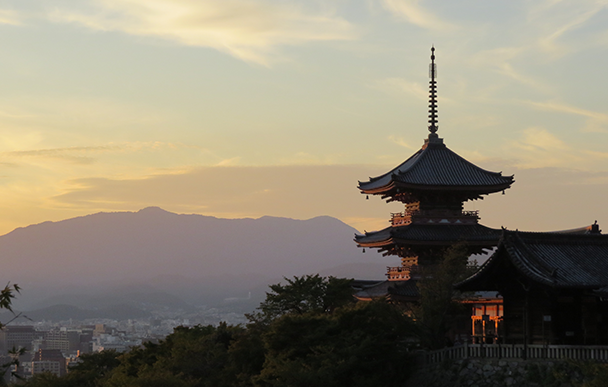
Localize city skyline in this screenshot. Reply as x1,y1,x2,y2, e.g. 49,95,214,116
1,0,608,234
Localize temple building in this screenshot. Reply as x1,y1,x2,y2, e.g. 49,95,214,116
354,47,513,299
457,227,608,345
354,47,608,346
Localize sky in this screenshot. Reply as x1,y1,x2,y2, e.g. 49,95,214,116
1,0,608,236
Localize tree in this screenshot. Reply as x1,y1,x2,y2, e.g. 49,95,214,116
46,350,123,387
103,323,252,387
0,283,20,327
0,283,22,386
256,301,416,387
12,274,419,387
411,243,477,349
247,274,418,386
249,275,354,323
94,275,413,387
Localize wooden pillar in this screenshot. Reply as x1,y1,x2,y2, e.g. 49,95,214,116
523,288,529,359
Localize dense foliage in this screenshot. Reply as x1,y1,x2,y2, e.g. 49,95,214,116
257,301,414,387
13,275,417,387
411,243,478,349
253,274,355,321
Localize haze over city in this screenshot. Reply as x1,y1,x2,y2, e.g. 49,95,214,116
0,0,607,236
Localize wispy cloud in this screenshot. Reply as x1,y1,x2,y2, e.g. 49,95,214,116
507,127,584,169
1,142,199,165
0,9,22,25
375,78,427,100
527,0,608,56
525,100,608,122
388,135,413,149
469,47,550,92
380,0,457,31
6,145,119,156
277,151,341,165
540,9,602,54
515,127,568,152
524,100,608,133
3,146,117,165
48,0,356,65
215,157,241,166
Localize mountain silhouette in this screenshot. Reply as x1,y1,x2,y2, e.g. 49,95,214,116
0,208,386,312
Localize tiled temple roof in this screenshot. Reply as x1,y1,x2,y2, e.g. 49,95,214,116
359,140,514,195
457,227,608,290
353,279,420,300
355,223,502,248
389,279,420,297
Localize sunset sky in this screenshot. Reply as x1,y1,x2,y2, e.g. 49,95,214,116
1,0,608,236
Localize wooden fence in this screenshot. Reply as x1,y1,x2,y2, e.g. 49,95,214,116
423,343,608,364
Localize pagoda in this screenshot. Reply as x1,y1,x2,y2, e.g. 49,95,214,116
355,47,514,287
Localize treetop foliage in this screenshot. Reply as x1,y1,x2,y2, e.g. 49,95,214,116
412,242,479,349
12,274,419,387
249,274,354,323
0,283,21,330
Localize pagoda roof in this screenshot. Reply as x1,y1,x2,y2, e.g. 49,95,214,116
353,280,392,300
389,279,420,298
353,279,420,301
355,223,502,248
457,227,608,291
358,139,514,196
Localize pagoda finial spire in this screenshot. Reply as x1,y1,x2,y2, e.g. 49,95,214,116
428,46,438,137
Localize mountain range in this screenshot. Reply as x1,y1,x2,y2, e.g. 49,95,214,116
0,207,387,319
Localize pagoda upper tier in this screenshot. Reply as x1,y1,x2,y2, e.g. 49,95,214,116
358,135,514,203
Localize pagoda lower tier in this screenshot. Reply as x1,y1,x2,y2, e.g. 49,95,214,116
355,223,501,255
355,222,502,280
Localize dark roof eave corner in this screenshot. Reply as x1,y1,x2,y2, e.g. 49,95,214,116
501,230,573,288
454,229,509,291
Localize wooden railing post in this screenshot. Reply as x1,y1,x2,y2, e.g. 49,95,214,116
420,345,608,365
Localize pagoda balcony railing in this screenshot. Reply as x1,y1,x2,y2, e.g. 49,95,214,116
391,210,479,226
386,266,411,281
387,266,410,273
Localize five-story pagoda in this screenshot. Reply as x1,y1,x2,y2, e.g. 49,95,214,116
355,47,514,287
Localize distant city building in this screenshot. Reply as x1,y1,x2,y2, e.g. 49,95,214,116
93,324,107,336
0,326,43,355
32,349,66,377
43,328,93,355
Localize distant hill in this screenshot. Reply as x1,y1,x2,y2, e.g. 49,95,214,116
0,304,151,322
0,208,387,314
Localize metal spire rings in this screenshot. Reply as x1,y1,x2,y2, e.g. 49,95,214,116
428,46,438,135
